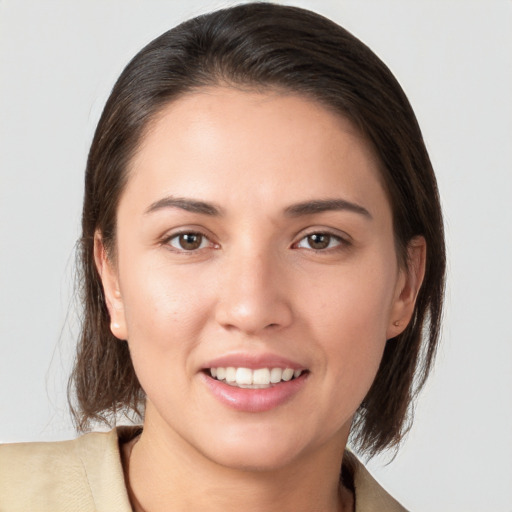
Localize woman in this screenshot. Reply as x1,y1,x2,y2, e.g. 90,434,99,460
0,3,445,511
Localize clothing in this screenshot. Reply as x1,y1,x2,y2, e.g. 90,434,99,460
0,427,407,511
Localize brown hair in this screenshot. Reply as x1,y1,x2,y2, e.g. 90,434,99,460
69,2,445,456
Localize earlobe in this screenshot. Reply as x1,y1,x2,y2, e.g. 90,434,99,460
387,236,426,339
93,231,128,340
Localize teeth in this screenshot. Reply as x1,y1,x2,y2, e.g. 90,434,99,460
282,368,294,381
270,368,282,383
208,366,303,387
253,368,270,385
235,367,253,385
226,367,236,383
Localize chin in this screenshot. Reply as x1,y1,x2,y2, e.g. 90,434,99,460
205,442,300,473
194,423,317,473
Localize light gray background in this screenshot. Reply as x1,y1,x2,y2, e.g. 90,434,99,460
1,1,511,510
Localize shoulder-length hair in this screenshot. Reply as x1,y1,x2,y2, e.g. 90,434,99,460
69,2,445,457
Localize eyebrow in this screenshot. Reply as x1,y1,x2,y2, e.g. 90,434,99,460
284,199,372,219
144,197,223,216
144,196,371,219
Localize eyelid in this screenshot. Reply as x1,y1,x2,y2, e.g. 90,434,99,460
161,228,219,252
292,228,352,251
159,226,352,253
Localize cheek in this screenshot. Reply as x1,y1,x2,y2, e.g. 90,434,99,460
301,256,397,384
306,258,396,339
117,262,215,400
118,252,215,352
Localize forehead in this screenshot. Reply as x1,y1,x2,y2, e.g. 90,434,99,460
122,86,389,219
137,87,372,161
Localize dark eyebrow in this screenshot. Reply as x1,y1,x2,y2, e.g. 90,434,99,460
144,197,223,216
284,199,372,219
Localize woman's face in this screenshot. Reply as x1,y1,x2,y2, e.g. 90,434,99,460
98,87,420,471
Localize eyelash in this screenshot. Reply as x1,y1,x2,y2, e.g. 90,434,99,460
292,232,348,252
164,230,216,252
163,230,350,254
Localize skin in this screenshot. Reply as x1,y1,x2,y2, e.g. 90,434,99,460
95,87,425,512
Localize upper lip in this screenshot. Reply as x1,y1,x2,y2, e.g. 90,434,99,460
202,353,306,371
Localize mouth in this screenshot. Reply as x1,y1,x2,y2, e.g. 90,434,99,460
206,367,306,389
201,354,309,412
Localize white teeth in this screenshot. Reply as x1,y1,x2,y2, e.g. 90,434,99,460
226,367,236,383
208,366,304,387
253,368,270,385
270,368,283,383
282,368,294,381
235,367,253,385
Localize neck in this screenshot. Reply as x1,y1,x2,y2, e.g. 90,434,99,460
124,413,353,512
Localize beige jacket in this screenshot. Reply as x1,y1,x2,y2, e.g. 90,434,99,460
0,427,407,511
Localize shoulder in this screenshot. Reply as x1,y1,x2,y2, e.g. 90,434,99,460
0,428,134,512
346,452,409,512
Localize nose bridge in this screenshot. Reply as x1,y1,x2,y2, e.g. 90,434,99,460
215,237,293,334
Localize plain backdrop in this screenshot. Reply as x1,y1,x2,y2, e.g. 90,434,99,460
1,1,511,510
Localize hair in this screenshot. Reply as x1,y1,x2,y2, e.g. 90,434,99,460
69,2,445,457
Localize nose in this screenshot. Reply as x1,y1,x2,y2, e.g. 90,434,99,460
214,246,294,336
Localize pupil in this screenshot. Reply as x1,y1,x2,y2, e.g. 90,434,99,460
180,233,202,250
308,234,330,249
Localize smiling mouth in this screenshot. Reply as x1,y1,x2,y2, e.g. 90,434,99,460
206,367,306,389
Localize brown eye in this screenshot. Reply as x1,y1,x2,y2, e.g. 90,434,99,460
168,232,208,251
295,232,343,251
307,233,330,250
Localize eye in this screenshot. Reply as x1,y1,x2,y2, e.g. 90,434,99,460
295,232,344,251
167,232,210,251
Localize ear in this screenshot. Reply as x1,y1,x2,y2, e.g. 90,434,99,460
94,231,128,340
386,236,426,339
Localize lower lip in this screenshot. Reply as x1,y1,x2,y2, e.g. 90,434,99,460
201,373,308,413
